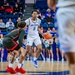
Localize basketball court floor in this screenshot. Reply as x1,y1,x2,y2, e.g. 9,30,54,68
0,61,70,75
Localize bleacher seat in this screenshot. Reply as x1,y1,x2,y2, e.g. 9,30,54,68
34,0,48,10
41,23,48,30
41,19,46,24
12,18,17,25
3,18,8,23
0,14,5,19
5,14,14,19
13,14,19,19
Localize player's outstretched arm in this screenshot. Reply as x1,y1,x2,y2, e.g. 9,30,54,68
47,0,56,9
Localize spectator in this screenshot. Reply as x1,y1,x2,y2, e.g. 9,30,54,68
0,18,6,30
15,17,21,28
16,0,23,9
47,27,52,33
6,18,15,32
0,6,5,14
51,8,56,18
16,0,21,6
51,28,57,37
37,9,41,19
44,22,54,30
3,0,7,7
45,8,51,18
5,3,13,13
14,3,20,14
45,14,54,23
41,14,45,20
52,28,56,32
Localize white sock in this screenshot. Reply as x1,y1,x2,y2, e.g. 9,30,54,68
9,63,13,67
33,57,37,61
18,63,22,68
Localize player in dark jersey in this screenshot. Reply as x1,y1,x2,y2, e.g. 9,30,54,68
3,21,26,74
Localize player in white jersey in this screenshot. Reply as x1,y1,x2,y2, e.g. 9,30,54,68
48,0,75,75
24,10,42,68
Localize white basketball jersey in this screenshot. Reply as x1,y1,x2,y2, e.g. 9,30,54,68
57,0,75,7
25,18,41,37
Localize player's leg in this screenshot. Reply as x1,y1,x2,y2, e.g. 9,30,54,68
41,41,46,61
0,48,4,62
31,44,42,68
31,43,37,58
35,37,42,58
7,52,13,62
65,53,75,75
47,50,50,61
50,50,53,61
32,37,42,68
59,49,64,61
24,37,33,59
56,7,75,75
6,50,18,74
15,47,26,74
56,48,59,61
15,53,19,63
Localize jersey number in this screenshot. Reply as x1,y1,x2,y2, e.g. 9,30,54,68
33,27,36,30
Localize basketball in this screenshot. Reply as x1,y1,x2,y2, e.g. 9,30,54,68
43,32,52,40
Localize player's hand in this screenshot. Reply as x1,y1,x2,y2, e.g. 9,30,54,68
47,0,56,9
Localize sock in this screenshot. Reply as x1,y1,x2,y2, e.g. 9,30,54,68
33,57,37,61
9,63,13,67
18,63,22,68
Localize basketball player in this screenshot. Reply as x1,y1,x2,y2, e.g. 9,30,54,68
48,0,75,75
25,10,42,68
0,34,4,62
3,21,26,74
43,38,53,61
53,36,64,61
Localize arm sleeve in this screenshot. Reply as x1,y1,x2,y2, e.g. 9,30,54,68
18,29,25,47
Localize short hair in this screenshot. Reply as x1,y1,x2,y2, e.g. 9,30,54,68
31,10,38,14
17,21,26,28
0,18,2,20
